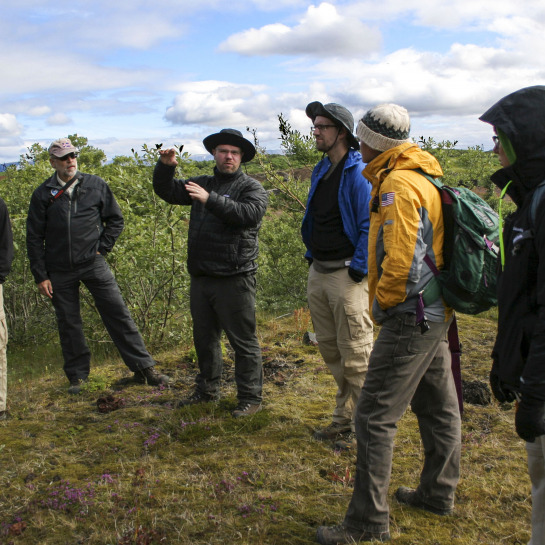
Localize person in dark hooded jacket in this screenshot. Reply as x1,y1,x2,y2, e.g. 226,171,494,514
480,85,545,545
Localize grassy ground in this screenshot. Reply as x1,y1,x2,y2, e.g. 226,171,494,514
0,310,531,545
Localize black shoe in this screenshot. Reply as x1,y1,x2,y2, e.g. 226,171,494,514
232,402,262,418
133,366,170,386
177,390,218,407
316,524,390,544
68,378,88,395
0,410,8,421
394,486,453,516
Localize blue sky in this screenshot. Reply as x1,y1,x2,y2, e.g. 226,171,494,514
1,0,544,163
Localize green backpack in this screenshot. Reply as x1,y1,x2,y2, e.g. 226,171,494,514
419,171,500,315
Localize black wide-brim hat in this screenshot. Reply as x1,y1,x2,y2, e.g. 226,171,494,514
202,128,256,163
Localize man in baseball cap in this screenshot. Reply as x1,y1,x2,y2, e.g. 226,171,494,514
27,137,170,394
153,129,267,417
302,101,373,451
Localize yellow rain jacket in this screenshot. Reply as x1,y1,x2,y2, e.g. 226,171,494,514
364,142,453,324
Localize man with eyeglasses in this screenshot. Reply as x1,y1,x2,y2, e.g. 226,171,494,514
302,102,373,450
153,129,268,417
26,138,170,394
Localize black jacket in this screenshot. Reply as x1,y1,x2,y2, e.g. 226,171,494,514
26,171,124,283
0,198,14,284
153,162,268,277
480,85,545,401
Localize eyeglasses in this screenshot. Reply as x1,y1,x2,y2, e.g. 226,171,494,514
55,152,78,161
311,124,338,132
492,136,499,147
216,148,241,157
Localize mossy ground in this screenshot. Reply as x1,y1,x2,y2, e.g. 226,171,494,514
0,310,531,544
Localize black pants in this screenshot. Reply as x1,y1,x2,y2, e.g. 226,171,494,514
190,274,263,404
50,255,154,381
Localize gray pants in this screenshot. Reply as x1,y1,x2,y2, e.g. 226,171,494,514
527,435,545,545
50,255,155,381
344,313,461,534
190,274,262,405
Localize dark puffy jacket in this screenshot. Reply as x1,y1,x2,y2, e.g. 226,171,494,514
480,85,545,401
0,198,14,284
153,162,268,277
26,172,124,283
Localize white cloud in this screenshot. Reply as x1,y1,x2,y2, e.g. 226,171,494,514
165,81,271,127
0,49,160,96
47,114,72,126
0,114,22,137
27,106,52,117
219,2,381,57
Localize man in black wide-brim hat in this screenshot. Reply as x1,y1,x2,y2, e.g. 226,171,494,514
153,129,268,417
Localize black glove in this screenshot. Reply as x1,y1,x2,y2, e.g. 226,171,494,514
515,396,545,442
489,366,516,403
348,267,364,283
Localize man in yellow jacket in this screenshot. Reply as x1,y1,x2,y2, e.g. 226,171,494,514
317,104,461,544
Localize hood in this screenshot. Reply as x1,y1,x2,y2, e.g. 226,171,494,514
363,142,443,185
480,85,545,189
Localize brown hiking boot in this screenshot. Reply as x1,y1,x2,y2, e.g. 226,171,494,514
316,524,390,544
394,486,453,516
313,422,351,441
232,402,262,418
133,366,170,386
333,432,357,452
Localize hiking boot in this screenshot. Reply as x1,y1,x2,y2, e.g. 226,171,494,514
133,366,170,386
177,390,218,407
316,524,390,544
333,432,357,452
68,378,88,395
394,486,453,516
313,422,351,441
232,402,262,418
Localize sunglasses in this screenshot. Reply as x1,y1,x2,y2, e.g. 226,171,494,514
55,152,78,161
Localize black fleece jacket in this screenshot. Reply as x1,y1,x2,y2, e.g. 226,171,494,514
26,172,124,284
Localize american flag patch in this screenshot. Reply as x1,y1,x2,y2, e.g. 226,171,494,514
381,192,395,206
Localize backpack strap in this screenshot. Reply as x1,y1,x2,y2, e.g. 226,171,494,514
415,169,452,307
48,173,81,206
530,180,545,227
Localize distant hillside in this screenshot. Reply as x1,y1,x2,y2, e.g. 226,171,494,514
0,162,18,172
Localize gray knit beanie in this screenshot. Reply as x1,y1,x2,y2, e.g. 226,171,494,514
356,103,411,152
